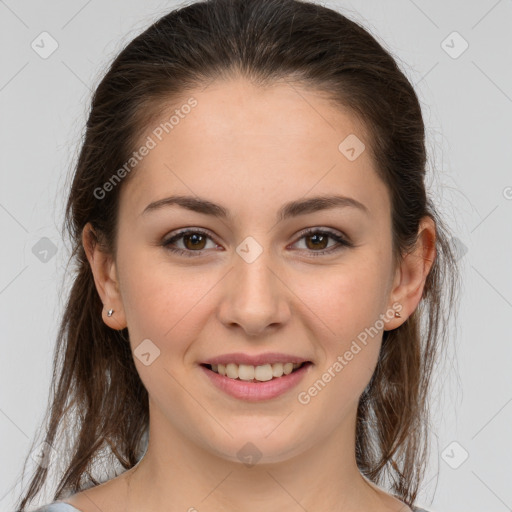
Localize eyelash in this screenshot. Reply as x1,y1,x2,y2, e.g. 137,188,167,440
161,227,354,258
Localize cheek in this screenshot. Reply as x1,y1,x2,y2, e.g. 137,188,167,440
296,268,385,414
117,248,218,350
292,256,389,395
294,259,388,337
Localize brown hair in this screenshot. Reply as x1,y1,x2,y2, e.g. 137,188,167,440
16,0,460,509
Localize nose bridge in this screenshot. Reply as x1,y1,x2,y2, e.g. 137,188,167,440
218,241,290,335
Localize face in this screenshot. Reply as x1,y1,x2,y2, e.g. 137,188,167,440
93,77,412,464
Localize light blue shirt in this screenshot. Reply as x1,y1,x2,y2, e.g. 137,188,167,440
31,504,81,512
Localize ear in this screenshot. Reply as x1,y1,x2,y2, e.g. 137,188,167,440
384,216,436,330
82,222,127,331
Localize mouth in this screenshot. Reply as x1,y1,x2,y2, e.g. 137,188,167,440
199,360,314,401
200,361,312,383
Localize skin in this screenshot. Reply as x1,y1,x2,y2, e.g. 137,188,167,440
73,76,435,512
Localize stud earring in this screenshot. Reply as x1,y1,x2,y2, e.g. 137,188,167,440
107,309,114,317
394,311,401,318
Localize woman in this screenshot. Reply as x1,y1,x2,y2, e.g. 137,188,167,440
17,0,460,510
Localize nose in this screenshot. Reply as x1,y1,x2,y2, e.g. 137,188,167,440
216,251,291,337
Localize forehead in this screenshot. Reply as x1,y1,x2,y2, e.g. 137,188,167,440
120,77,390,222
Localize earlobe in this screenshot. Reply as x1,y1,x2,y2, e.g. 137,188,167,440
101,305,127,331
82,223,127,331
385,216,436,330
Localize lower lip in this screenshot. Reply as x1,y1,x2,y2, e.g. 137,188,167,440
199,363,313,402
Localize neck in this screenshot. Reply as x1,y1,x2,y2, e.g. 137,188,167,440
120,401,398,512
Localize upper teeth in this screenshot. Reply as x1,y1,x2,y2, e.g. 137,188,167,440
212,362,302,381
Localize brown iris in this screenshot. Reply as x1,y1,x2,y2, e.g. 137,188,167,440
304,233,329,251
183,233,207,250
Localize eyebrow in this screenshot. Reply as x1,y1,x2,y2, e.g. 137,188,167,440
141,193,370,221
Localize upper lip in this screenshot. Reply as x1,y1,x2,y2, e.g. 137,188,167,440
202,352,311,366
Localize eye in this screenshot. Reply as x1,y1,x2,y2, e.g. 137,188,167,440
162,227,353,258
162,228,220,257
290,228,354,257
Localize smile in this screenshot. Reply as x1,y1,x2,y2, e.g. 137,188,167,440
200,362,313,401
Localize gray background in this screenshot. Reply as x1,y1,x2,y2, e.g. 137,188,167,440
1,1,511,511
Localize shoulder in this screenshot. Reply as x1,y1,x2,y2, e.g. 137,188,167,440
30,503,82,512
37,467,134,512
